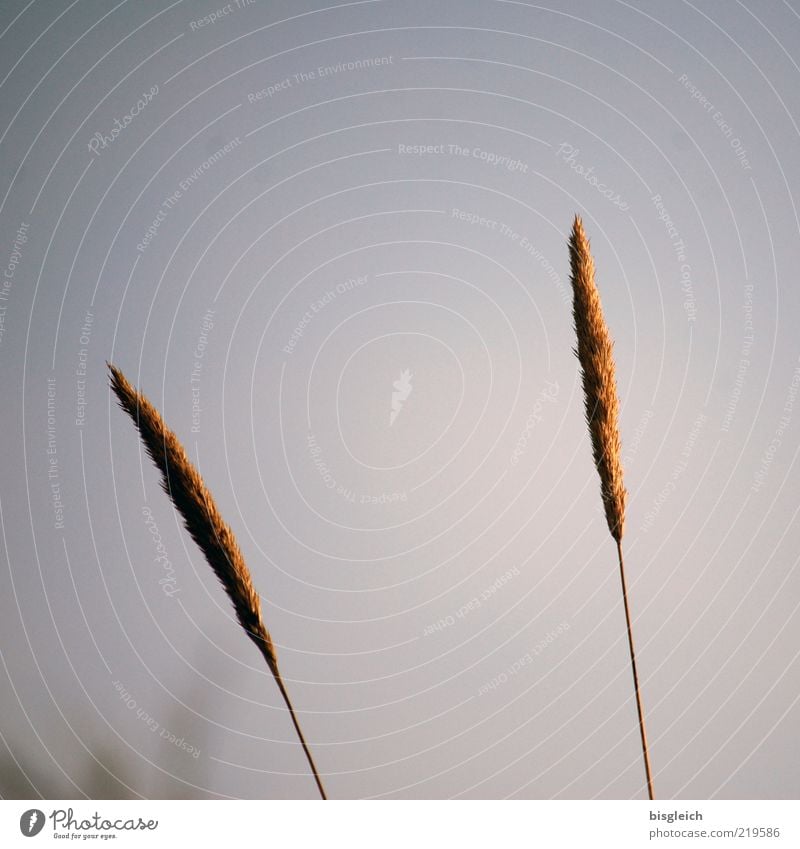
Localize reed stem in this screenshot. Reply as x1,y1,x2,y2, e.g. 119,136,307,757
109,363,328,800
616,540,654,800
262,646,327,800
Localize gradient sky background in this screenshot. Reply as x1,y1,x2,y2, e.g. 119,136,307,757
1,0,799,800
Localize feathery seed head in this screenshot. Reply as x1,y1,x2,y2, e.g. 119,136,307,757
107,363,279,673
568,217,627,541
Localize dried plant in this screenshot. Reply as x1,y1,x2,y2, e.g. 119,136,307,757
569,216,627,542
568,217,654,799
108,363,326,800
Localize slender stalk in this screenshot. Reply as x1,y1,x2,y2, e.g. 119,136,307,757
616,540,654,800
268,656,327,800
568,217,655,798
109,363,327,800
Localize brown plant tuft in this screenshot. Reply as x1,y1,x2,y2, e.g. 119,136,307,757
108,363,326,799
567,218,654,799
568,215,627,542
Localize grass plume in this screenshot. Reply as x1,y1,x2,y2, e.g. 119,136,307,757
567,217,654,799
568,215,627,542
108,363,327,800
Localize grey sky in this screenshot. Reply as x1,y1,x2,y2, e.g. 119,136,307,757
1,0,799,799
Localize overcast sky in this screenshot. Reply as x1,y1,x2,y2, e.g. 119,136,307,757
1,0,799,800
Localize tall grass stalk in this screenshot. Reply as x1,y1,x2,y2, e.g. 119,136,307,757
108,363,327,800
568,217,654,800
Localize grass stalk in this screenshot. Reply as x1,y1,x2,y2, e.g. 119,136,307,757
108,363,327,800
568,217,654,800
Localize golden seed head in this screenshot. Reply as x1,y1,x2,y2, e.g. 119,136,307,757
568,217,627,541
